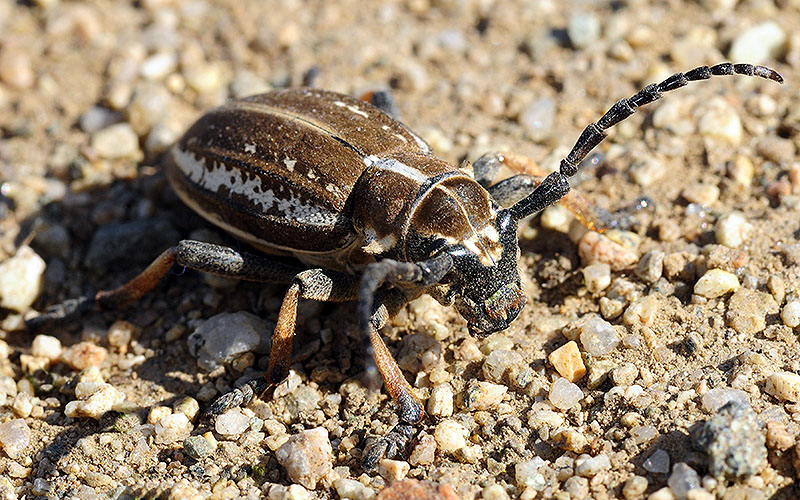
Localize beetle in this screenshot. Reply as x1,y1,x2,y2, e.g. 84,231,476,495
27,62,782,468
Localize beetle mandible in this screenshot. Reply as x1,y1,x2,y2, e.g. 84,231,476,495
28,62,782,468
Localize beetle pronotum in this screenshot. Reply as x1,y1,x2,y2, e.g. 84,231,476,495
28,62,782,468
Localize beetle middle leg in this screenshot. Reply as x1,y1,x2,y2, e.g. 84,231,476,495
473,152,649,231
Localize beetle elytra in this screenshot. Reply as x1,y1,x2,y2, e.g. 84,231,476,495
28,62,783,468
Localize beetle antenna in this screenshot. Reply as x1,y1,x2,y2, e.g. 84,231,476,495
508,62,783,222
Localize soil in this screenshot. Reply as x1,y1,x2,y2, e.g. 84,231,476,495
0,1,799,499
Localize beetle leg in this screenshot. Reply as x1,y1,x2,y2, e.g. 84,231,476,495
359,89,401,120
26,240,304,332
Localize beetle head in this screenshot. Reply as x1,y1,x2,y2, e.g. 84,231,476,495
443,209,527,337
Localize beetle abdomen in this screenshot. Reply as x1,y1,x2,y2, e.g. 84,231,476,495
166,88,432,255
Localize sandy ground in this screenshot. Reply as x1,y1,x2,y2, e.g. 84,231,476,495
1,0,799,498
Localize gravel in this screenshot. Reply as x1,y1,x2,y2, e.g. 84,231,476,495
0,246,45,312
187,311,271,371
693,401,766,479
274,428,333,490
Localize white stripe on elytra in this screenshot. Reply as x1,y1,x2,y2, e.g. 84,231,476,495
363,155,429,182
172,146,339,226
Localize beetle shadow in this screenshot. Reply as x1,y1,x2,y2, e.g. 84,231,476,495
6,168,304,483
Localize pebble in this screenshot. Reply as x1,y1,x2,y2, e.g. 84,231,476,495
65,381,126,419
91,123,141,160
434,419,469,453
715,212,753,248
20,353,49,375
275,427,333,490
726,288,777,335
781,300,800,328
518,97,555,141
631,425,658,444
623,295,660,327
611,363,639,386
140,51,177,80
187,311,270,371
464,381,507,411
378,459,410,481
174,396,200,421
427,384,454,417
635,250,664,284
481,484,510,500
548,341,586,382
577,315,619,356
582,263,611,293
169,480,204,500
623,476,649,499
85,218,180,273
154,412,193,444
578,231,639,271
0,419,31,459
568,12,601,49
183,435,215,460
30,335,62,361
693,402,766,478
482,349,523,382
682,184,719,207
333,478,375,500
729,21,787,64
79,106,122,133
144,122,181,156
643,449,670,474
147,405,172,425
515,457,545,489
107,320,135,350
693,269,739,299
0,245,46,312
61,342,108,370
127,83,171,135
698,98,742,145
215,408,250,437
230,70,271,98
728,155,755,187
0,45,35,89
668,463,700,500
575,454,610,477
764,371,800,402
409,433,436,466
376,479,459,500
701,388,749,413
549,377,583,410
184,61,227,95
629,157,665,187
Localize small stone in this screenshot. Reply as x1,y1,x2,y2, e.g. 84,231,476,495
575,454,611,477
230,70,271,98
698,98,742,145
30,335,62,361
65,382,126,419
623,476,649,499
0,419,31,459
12,393,33,418
127,83,171,135
701,388,749,413
599,297,625,319
427,384,454,417
668,463,700,500
563,477,589,499
434,419,469,453
682,184,720,207
631,425,658,444
334,478,376,500
630,157,665,187
765,421,795,451
540,205,571,233
144,123,181,156
643,449,670,474
188,311,270,371
715,212,753,248
107,320,135,350
147,405,172,425
183,435,215,460
174,396,200,421
481,484,510,500
623,295,660,327
693,402,766,478
0,246,46,312
409,433,436,466
91,123,141,160
79,106,121,133
376,479,459,500
482,349,523,383
582,263,611,293
635,251,664,284
0,45,35,89
275,427,332,490
548,341,586,382
140,51,177,80
726,288,777,335
515,457,546,489
612,363,639,386
568,12,601,49
781,300,800,328
577,315,619,356
693,269,739,299
765,371,800,402
378,459,410,481
729,21,787,64
184,62,227,95
154,412,193,444
169,480,204,500
6,461,31,478
519,97,555,141
549,377,583,410
464,381,507,411
215,408,250,437
578,231,638,271
32,478,51,496
61,342,108,370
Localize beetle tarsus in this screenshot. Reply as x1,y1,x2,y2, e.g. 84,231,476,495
25,296,97,333
203,377,269,419
362,423,416,471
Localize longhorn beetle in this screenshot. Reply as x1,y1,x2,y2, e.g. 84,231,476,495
27,63,782,468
